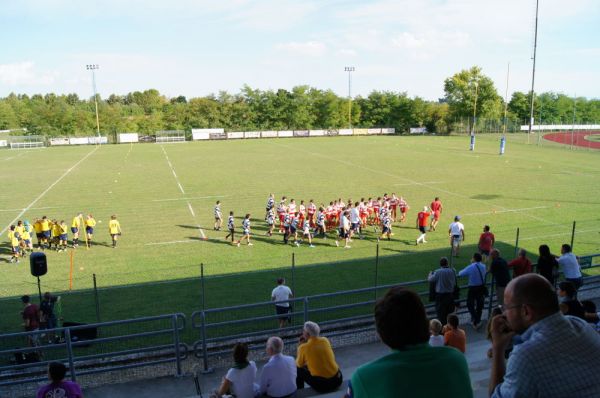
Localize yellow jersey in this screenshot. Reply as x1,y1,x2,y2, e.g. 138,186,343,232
60,224,68,235
86,218,97,228
109,220,121,235
72,217,81,228
33,221,43,233
41,219,50,232
9,231,19,246
15,225,25,235
21,226,31,241
51,223,61,237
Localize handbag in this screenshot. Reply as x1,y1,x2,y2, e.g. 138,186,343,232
475,264,489,297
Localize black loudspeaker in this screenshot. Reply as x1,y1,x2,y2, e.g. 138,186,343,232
30,252,48,277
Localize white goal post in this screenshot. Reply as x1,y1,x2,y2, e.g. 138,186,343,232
155,130,186,143
8,135,46,149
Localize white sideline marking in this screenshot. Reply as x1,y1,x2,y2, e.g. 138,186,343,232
394,181,445,186
463,206,550,216
2,151,29,161
152,195,227,202
270,142,555,226
0,206,59,213
160,146,206,239
1,146,99,236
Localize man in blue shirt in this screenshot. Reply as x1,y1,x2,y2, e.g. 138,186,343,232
458,253,487,330
259,336,297,398
489,274,600,397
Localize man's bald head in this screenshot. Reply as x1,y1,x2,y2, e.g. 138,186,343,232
507,274,559,318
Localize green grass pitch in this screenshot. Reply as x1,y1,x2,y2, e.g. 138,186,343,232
1,134,599,335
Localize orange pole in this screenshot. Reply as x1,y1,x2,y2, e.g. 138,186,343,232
69,249,74,290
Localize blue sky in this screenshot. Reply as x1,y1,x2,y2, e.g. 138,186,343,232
1,0,599,100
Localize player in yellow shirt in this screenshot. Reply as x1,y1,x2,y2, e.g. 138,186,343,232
108,215,122,248
51,219,61,251
8,225,21,263
40,216,51,249
71,212,83,248
22,221,34,253
58,220,68,252
33,219,43,249
85,214,97,248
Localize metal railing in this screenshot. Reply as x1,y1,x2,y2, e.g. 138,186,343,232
0,313,186,388
192,253,600,371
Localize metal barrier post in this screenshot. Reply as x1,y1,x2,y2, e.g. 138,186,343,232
64,328,77,382
200,263,206,311
93,274,101,323
303,297,309,323
291,253,296,296
487,275,495,319
374,243,379,300
571,221,576,249
200,312,213,373
172,314,182,377
514,227,520,257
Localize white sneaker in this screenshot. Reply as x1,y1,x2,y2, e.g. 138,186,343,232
423,240,428,243
344,245,351,249
295,242,300,247
248,243,253,246
335,241,339,247
237,242,240,247
309,245,315,248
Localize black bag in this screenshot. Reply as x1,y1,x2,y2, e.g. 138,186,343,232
476,265,489,297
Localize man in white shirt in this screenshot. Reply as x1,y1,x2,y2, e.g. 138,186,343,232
449,216,465,257
272,278,293,328
557,244,583,291
259,336,297,398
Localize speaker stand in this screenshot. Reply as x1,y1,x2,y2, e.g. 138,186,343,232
37,276,42,304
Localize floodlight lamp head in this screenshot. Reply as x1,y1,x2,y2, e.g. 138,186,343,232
344,66,355,72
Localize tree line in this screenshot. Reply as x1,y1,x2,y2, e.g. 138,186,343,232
0,66,598,138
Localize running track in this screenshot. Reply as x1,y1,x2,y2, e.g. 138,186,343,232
543,130,600,149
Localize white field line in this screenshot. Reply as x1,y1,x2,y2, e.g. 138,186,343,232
393,181,445,186
2,151,29,161
463,206,551,217
1,146,99,236
0,206,59,213
160,146,206,239
152,195,227,202
270,141,556,226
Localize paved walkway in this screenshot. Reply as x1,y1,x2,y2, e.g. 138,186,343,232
84,326,493,398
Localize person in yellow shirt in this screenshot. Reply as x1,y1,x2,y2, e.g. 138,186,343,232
296,321,343,393
8,225,21,263
108,215,122,248
33,219,43,249
21,221,33,252
71,212,83,248
51,219,61,251
40,216,51,249
85,214,97,248
58,220,68,252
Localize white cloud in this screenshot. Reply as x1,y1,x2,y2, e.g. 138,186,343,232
276,41,327,57
336,49,357,57
391,32,424,49
0,62,58,86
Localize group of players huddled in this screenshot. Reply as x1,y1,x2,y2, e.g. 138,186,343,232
7,213,122,263
211,193,442,249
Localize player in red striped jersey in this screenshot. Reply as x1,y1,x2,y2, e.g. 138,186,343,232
429,197,443,231
307,199,317,227
399,196,409,223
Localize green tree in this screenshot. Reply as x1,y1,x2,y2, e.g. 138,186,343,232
444,66,503,121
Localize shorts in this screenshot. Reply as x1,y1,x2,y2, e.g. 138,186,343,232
400,207,407,213
419,226,427,233
86,227,94,234
110,233,119,239
289,226,297,234
71,227,78,234
267,220,274,226
24,239,31,246
228,228,235,234
451,235,462,245
243,229,250,236
12,246,20,254
275,305,291,321
42,231,51,238
59,234,67,241
36,232,43,239
479,248,491,256
214,216,222,221
339,228,348,238
382,226,390,234
351,222,360,231
433,211,441,220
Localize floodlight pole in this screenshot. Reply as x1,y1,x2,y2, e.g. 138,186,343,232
571,95,576,150
86,64,101,137
527,0,539,143
502,62,510,136
344,66,355,129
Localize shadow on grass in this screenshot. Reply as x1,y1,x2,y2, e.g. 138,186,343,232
1,241,528,336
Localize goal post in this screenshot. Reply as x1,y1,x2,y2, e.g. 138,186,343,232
8,135,46,149
155,130,186,143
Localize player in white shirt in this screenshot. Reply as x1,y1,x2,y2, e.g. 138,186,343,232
237,214,253,247
271,277,293,328
448,215,465,257
266,208,275,237
265,193,275,221
301,218,314,247
225,211,235,243
315,207,326,238
349,202,362,240
214,201,223,231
